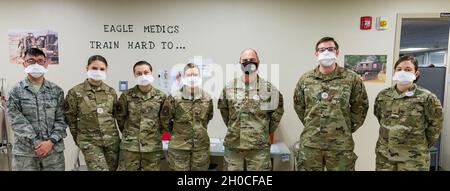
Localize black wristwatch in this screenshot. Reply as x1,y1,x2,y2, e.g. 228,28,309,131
49,138,57,144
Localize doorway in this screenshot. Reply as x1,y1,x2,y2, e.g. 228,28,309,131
394,13,450,171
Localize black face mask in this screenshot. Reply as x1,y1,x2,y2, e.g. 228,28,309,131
241,61,258,74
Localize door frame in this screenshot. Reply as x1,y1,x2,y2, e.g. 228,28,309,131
394,13,450,170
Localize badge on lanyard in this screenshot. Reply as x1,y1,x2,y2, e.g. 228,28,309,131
321,92,329,99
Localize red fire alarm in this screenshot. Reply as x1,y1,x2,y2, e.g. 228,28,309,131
360,16,372,30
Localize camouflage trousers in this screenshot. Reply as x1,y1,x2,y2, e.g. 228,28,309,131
79,141,119,171
12,152,65,171
375,150,430,171
168,148,210,171
224,147,271,171
296,145,357,171
117,150,162,171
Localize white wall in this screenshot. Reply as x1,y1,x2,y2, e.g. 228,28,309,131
1,0,450,171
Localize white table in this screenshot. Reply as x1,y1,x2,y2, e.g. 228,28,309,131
163,138,291,161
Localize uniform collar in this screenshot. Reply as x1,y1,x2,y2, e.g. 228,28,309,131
83,79,108,92
235,75,261,90
180,87,203,100
130,85,157,100
387,84,417,99
313,64,344,81
22,77,51,91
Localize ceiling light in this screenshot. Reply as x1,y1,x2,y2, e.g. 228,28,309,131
400,48,429,52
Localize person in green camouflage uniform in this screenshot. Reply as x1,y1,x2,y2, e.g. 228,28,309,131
374,55,443,171
116,61,166,171
218,49,284,171
7,48,67,171
161,63,213,171
64,55,120,171
294,37,369,171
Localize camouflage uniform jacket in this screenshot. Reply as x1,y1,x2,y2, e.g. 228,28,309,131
64,80,119,147
116,85,166,153
161,88,213,151
218,76,284,150
293,65,369,151
374,84,443,161
7,78,67,157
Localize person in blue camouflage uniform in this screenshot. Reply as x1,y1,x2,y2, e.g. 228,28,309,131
7,48,67,171
294,37,369,171
374,55,443,171
116,61,166,171
64,55,120,171
161,63,213,171
218,49,284,171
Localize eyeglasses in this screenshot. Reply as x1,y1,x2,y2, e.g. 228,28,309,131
25,58,46,65
317,47,337,53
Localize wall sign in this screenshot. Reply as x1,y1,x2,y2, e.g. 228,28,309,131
89,24,187,50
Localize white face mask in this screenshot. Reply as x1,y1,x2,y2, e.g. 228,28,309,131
24,64,48,78
135,75,154,86
87,70,106,81
393,71,416,85
182,76,202,88
317,50,337,66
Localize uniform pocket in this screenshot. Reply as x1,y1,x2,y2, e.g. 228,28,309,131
302,83,321,105
143,120,158,136
403,98,425,117
79,102,96,115
198,100,211,121
329,84,351,106
376,97,393,119
20,97,36,117
175,101,192,122
44,96,58,121
142,100,162,118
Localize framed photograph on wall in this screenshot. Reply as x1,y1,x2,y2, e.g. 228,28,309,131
8,29,59,64
344,55,387,83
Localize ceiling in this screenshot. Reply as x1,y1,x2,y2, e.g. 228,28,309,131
400,19,450,53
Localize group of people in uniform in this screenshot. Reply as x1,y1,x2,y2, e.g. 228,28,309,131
6,36,443,171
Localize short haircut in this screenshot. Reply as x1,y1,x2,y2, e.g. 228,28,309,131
239,48,260,63
315,37,339,51
184,63,200,73
133,60,152,73
24,48,46,58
